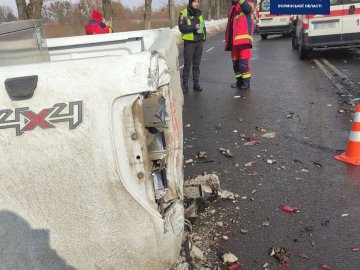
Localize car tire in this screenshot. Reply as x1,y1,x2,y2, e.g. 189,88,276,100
261,34,268,40
299,44,310,60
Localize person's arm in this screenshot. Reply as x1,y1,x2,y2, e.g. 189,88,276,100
178,13,196,33
239,0,255,14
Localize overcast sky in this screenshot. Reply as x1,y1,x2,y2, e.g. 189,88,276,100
0,0,187,14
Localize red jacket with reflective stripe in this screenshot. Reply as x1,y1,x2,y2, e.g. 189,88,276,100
225,0,255,51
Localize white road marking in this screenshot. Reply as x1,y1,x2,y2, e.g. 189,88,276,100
206,47,215,53
313,59,345,91
321,58,357,89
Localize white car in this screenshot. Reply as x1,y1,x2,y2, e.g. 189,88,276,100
292,0,360,59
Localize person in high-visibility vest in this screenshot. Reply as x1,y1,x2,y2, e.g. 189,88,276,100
178,0,206,93
85,10,113,35
225,0,255,90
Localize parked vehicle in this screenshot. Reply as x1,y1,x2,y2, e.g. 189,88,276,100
0,20,184,270
292,0,360,59
257,0,295,39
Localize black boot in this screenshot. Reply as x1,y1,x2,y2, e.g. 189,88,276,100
193,82,203,92
231,78,242,88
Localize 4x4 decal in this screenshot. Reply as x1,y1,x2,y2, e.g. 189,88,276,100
0,101,83,136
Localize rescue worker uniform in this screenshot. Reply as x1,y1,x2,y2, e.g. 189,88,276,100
225,0,255,89
85,10,113,35
178,0,206,93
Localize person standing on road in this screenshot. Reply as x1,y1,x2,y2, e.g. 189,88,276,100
178,0,206,93
225,0,255,90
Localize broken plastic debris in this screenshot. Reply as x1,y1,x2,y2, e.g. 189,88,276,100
351,247,359,252
262,132,276,139
228,262,242,270
220,190,235,200
185,124,191,128
244,140,261,146
240,229,248,234
190,244,204,261
270,247,290,268
298,253,310,260
301,169,309,173
219,148,234,158
320,265,332,270
184,174,221,194
262,221,270,227
233,130,238,133
223,253,238,264
256,126,267,132
185,159,194,164
197,151,207,158
341,214,349,217
245,161,254,167
266,159,277,164
280,205,300,214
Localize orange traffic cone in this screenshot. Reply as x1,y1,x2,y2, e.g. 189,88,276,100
335,105,360,165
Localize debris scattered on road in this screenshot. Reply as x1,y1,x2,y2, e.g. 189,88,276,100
222,253,238,264
244,140,261,146
234,96,241,99
285,112,294,119
313,162,323,168
341,213,349,217
320,264,332,270
240,229,249,234
185,159,194,164
197,151,208,158
262,262,269,269
262,221,270,227
215,124,222,130
252,190,257,194
217,221,224,227
351,247,359,252
241,196,247,200
184,173,220,193
339,109,345,113
219,148,234,158
256,126,267,132
228,262,242,270
245,161,255,167
262,132,276,139
269,247,290,268
190,244,204,261
220,190,235,200
280,205,300,214
301,169,309,173
185,124,191,128
223,235,229,241
233,130,238,133
266,159,277,164
238,118,244,123
327,104,333,107
298,253,310,260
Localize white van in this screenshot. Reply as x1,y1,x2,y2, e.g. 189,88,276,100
292,0,360,59
257,0,295,39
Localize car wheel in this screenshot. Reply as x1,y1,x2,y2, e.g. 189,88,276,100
299,44,310,60
261,34,268,40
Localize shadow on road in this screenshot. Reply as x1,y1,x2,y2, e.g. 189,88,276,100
0,210,75,270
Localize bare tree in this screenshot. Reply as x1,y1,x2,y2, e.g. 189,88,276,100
16,0,44,20
168,0,176,28
144,0,152,29
102,0,112,23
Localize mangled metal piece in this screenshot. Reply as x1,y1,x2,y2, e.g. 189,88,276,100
152,169,168,200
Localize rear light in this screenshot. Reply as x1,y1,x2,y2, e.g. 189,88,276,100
302,15,309,29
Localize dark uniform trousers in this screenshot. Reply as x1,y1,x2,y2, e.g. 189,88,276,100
183,40,203,87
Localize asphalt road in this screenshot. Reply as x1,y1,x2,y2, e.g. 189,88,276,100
180,32,360,269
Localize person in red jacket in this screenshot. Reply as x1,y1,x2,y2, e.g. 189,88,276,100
225,0,255,90
85,10,113,35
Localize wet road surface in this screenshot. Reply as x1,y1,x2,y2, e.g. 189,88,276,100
180,32,360,269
